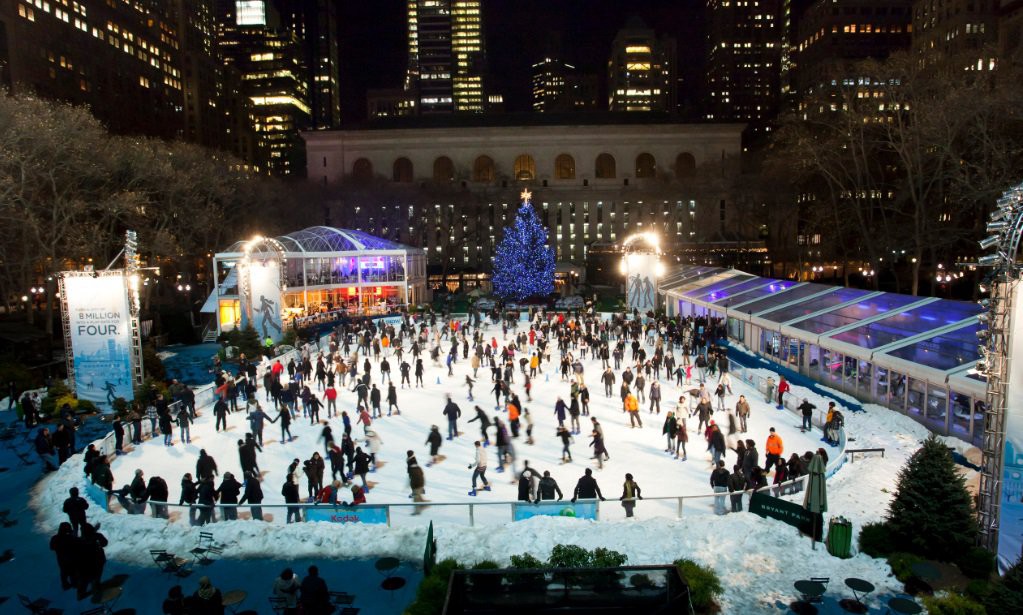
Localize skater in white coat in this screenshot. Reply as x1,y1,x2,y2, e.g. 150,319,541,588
468,441,490,495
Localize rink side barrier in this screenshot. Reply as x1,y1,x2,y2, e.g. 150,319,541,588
81,335,847,527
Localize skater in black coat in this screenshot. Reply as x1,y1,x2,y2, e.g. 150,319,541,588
196,449,218,482
239,470,265,520
217,472,243,521
467,406,492,445
353,447,372,490
145,476,170,519
571,468,606,502
282,474,301,523
197,477,218,525
425,425,443,465
538,471,563,501
238,435,262,476
180,473,199,525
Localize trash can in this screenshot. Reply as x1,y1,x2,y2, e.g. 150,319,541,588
827,517,853,559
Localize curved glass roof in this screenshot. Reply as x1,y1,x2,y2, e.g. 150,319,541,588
661,265,985,380
220,226,416,254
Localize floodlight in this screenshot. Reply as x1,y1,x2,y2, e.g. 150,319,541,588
977,254,1002,267
979,235,1001,250
986,221,1010,233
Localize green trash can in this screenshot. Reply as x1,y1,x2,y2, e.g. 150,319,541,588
827,517,853,559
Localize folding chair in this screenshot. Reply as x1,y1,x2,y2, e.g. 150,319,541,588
330,591,355,606
190,531,224,565
17,594,49,614
268,597,287,615
151,549,191,577
808,577,830,604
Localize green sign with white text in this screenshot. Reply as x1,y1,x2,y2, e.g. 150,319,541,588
749,492,823,541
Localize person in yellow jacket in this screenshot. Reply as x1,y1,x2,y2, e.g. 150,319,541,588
529,353,540,378
765,427,784,472
625,394,642,428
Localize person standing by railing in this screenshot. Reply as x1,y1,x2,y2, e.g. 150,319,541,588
620,473,642,518
727,464,746,512
710,460,730,515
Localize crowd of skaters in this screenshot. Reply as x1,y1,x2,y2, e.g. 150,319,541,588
39,307,844,580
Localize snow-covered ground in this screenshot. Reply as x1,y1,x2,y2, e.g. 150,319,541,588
31,326,966,612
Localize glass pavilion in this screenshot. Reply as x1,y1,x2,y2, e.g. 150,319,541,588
660,266,987,445
207,227,428,332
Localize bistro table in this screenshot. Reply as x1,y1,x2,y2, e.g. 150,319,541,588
887,596,923,615
791,579,826,614
839,578,874,613
222,589,247,614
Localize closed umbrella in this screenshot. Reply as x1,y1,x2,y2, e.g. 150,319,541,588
803,453,827,549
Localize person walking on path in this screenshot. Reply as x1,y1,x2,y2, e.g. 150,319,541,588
468,440,491,495
710,460,730,515
620,473,642,518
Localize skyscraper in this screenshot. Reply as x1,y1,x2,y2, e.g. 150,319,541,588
405,0,488,115
277,0,341,129
912,0,999,69
532,56,598,113
216,0,310,176
0,0,189,139
705,0,783,123
607,18,677,113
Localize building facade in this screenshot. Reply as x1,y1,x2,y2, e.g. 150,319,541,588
278,0,341,130
404,0,487,115
705,0,783,124
0,0,191,139
303,124,753,286
607,18,677,113
912,0,1000,68
794,0,913,116
216,0,310,176
532,56,599,114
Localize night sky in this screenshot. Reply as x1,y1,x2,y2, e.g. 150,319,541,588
338,0,706,124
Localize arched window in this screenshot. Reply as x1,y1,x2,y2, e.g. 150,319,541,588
352,158,373,180
472,155,495,183
392,157,413,183
595,153,616,179
513,154,536,181
554,153,575,180
635,153,656,179
433,156,455,183
675,152,696,178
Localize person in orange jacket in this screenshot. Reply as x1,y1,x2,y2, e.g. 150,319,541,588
625,393,642,428
765,427,784,472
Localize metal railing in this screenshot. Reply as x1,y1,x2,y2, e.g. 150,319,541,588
82,467,834,528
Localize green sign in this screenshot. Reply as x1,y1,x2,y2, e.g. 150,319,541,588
749,492,823,541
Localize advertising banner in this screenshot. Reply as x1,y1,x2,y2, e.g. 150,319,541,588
246,258,284,343
64,275,134,405
512,500,598,521
749,492,823,541
997,282,1023,572
304,505,389,525
625,254,659,313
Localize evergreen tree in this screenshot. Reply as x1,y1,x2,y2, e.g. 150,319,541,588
492,190,555,301
985,556,1023,613
886,434,977,560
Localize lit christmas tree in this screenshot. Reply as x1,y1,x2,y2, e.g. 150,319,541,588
492,189,556,301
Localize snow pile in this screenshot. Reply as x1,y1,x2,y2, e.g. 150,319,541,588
30,327,962,611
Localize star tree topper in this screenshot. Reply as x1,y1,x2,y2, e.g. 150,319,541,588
520,188,532,203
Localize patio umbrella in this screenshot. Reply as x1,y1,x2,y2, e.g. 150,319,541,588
803,453,827,550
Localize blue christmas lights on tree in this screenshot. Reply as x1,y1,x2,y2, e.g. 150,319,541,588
492,189,556,300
